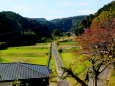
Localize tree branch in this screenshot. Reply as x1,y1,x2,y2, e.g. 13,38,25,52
97,61,104,73
99,62,112,73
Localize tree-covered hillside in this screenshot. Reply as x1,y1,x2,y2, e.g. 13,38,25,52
32,16,86,33
0,11,50,46
0,11,86,47
74,1,115,35
95,1,115,17
50,16,87,32
31,19,56,34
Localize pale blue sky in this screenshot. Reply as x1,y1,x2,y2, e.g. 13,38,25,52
0,0,113,20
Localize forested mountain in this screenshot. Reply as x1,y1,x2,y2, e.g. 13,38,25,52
0,11,50,46
32,16,86,33
50,16,87,32
31,19,56,34
92,1,115,23
95,1,115,17
74,1,115,35
0,11,86,47
0,1,114,46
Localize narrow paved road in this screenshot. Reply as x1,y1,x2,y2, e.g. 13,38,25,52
52,42,64,75
52,42,70,86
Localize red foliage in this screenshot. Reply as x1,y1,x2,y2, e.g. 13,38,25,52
75,18,115,86
77,18,115,58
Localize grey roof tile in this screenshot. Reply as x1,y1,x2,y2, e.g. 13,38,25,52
0,62,50,81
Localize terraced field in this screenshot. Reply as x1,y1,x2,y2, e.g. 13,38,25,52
57,40,90,86
57,41,78,66
0,43,50,65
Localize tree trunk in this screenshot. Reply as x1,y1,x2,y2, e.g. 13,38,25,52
94,75,98,86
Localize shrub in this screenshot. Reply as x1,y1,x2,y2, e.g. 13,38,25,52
57,42,60,46
41,37,47,42
0,42,7,49
58,48,63,53
21,30,37,44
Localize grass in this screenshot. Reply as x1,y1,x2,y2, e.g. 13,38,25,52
60,53,75,67
0,43,50,65
67,77,82,86
59,42,77,46
57,41,90,85
49,55,57,83
60,52,88,78
57,37,115,86
50,55,56,72
58,40,115,86
59,50,88,86
106,69,115,86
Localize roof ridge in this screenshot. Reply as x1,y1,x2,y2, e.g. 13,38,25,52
19,62,47,66
17,63,48,77
0,62,47,66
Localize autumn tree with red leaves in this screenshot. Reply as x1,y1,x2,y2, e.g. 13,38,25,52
76,18,115,86
62,18,115,86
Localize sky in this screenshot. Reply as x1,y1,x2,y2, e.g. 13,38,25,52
0,0,114,20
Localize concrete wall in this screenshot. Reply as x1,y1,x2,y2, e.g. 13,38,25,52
0,82,13,86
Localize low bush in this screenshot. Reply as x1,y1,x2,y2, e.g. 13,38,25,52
0,42,7,49
58,48,63,53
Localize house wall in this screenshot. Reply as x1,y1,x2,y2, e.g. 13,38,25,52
0,82,13,86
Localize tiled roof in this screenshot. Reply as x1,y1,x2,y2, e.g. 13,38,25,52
0,62,50,81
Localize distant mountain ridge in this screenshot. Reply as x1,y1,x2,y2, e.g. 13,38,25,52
32,15,87,32
32,18,47,22
50,19,60,23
